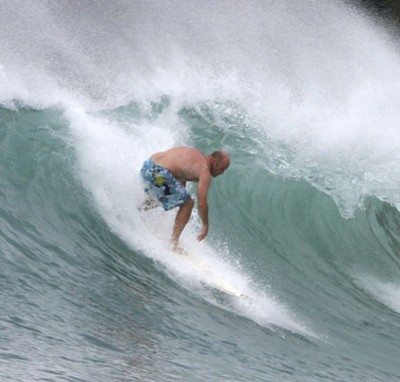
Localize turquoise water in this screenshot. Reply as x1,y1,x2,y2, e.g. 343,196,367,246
2,1,400,381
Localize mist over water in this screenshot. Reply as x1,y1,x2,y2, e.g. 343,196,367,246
2,0,400,217
2,1,400,381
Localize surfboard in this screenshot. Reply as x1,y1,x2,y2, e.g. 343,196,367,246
202,275,247,298
177,250,248,299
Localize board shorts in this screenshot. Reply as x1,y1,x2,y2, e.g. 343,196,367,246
140,158,191,211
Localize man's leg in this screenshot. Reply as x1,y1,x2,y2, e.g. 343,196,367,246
171,198,194,253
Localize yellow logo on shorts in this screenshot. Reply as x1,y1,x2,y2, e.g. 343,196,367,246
154,175,165,186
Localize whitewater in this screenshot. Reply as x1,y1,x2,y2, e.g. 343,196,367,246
1,0,400,381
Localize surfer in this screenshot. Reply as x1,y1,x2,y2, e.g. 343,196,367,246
140,146,230,253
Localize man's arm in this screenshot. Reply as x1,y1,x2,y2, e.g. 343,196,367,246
196,170,211,241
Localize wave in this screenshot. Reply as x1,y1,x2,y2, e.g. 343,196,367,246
2,1,400,380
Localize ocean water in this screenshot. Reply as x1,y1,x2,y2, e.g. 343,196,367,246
1,1,400,381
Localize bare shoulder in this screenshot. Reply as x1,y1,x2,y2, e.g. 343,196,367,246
179,146,206,158
175,147,208,165
153,146,199,162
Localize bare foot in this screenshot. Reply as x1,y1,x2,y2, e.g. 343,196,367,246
171,243,188,256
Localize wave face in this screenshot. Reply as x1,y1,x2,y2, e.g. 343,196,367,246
2,1,400,381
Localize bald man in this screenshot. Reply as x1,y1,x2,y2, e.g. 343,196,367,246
140,146,230,253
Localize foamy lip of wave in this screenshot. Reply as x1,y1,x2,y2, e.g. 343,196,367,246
356,275,400,314
63,101,317,338
181,245,316,337
133,212,317,337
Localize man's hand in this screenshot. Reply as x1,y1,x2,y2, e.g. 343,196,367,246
197,224,208,241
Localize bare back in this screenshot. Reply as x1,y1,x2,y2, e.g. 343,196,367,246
151,147,210,182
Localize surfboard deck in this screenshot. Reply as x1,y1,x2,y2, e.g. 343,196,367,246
176,250,249,299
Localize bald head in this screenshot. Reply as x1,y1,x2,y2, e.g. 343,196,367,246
210,150,230,177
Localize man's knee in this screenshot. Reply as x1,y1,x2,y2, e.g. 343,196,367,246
184,197,194,210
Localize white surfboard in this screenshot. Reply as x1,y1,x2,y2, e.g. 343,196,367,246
177,250,248,299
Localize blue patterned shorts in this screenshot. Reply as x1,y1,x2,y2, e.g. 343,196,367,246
140,159,191,211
